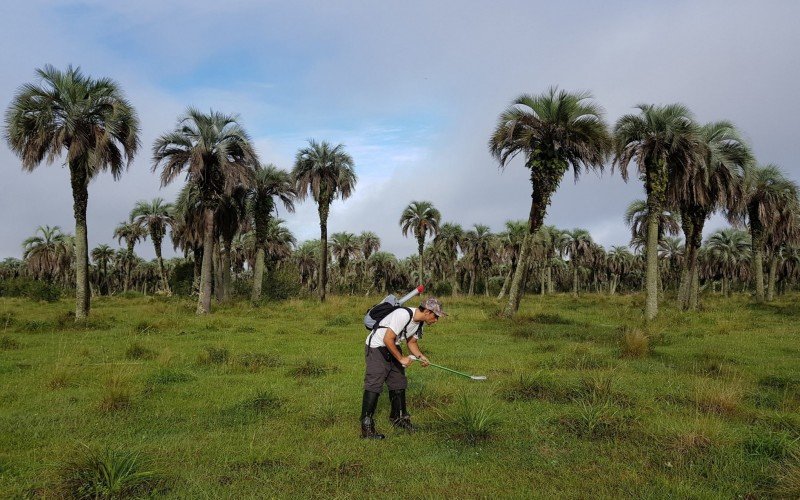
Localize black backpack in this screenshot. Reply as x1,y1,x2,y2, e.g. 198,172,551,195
363,295,423,343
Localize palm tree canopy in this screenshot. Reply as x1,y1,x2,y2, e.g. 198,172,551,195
737,164,799,235
489,87,611,180
399,201,442,241
248,164,296,216
624,199,681,245
114,219,147,248
152,108,257,203
5,65,140,178
292,139,357,205
131,198,175,242
359,231,381,260
613,103,700,200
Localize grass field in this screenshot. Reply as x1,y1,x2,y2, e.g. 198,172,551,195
1,293,799,498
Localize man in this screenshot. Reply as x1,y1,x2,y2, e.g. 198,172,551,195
360,297,446,439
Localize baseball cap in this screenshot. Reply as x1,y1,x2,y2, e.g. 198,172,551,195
421,297,447,317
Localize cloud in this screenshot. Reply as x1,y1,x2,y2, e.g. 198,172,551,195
1,0,799,261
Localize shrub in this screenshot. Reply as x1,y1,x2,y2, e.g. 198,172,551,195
262,265,303,301
0,277,61,302
429,281,453,296
619,328,649,358
441,396,501,444
168,260,195,297
56,448,165,498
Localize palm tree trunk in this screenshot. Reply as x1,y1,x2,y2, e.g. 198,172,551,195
540,268,546,296
503,233,532,317
547,266,553,294
690,265,700,309
197,209,215,314
318,202,330,302
645,209,660,320
125,242,134,292
70,165,90,320
497,264,512,300
572,266,579,297
251,247,265,302
222,237,232,301
468,268,475,296
751,227,765,303
213,241,223,302
767,254,778,302
418,238,425,284
154,237,170,295
193,246,203,295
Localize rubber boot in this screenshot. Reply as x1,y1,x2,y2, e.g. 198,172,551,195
388,389,415,432
360,390,385,439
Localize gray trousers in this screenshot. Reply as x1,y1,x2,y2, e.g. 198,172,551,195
363,345,407,393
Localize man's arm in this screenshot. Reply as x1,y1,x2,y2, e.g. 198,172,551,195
383,329,412,367
406,337,429,367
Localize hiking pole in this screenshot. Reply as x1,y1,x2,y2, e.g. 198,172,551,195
408,355,487,381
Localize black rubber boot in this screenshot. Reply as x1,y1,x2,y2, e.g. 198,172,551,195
360,390,385,439
388,389,415,432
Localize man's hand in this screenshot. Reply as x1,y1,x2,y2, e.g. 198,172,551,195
400,356,413,368
418,355,430,367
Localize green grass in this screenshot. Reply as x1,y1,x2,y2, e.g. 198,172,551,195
0,292,799,497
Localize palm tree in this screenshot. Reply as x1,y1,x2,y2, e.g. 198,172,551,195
368,251,399,293
624,200,681,248
358,231,381,289
561,229,594,296
113,219,147,292
735,164,799,302
614,104,700,320
246,164,296,302
433,223,464,295
607,246,634,294
330,232,360,290
213,187,248,301
463,224,495,296
399,201,442,283
496,220,528,299
292,139,357,302
706,228,751,296
22,225,68,280
676,121,750,310
294,240,321,290
5,65,140,319
90,244,115,295
131,198,175,294
489,87,611,316
658,236,684,291
152,108,257,314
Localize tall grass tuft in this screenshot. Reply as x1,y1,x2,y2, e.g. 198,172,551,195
693,379,743,415
502,372,574,403
99,374,132,413
231,352,282,372
440,396,501,444
57,447,165,498
197,346,229,365
619,328,649,358
0,335,20,350
125,342,156,360
289,359,335,378
775,452,800,497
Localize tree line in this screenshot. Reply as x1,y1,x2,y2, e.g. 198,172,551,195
3,68,798,320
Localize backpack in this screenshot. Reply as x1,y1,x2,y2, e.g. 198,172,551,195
363,295,423,345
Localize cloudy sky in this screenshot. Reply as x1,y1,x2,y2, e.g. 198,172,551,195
1,0,798,260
